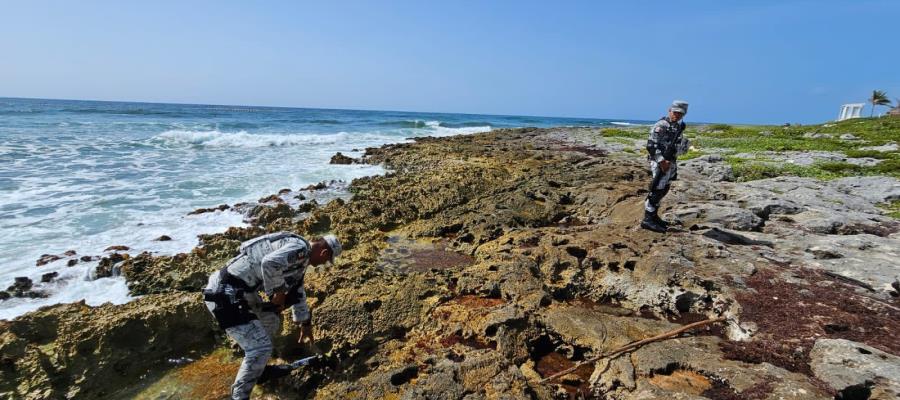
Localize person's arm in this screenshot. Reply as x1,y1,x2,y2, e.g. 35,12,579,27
646,121,667,162
290,286,311,324
289,285,315,344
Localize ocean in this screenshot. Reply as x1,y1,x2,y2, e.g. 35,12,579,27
0,97,644,319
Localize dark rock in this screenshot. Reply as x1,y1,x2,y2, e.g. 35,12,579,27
701,228,773,247
155,235,172,241
95,253,128,279
41,272,59,283
8,277,33,292
5,277,44,299
258,194,285,204
36,254,61,266
80,255,99,262
249,203,295,226
0,291,9,300
104,245,130,252
67,259,78,267
294,193,306,201
304,181,328,191
187,204,230,215
64,250,77,257
278,188,292,195
330,152,355,165
297,200,319,213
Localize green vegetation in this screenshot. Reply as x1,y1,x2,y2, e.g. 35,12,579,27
878,200,900,219
706,123,733,131
727,158,900,182
678,149,705,160
597,116,898,181
728,157,827,181
844,149,898,159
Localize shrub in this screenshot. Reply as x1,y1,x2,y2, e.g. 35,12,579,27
707,123,733,131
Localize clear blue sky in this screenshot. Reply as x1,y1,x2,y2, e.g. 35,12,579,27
1,1,898,124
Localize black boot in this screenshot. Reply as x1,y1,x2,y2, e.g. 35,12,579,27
652,211,669,229
257,364,293,385
640,211,667,233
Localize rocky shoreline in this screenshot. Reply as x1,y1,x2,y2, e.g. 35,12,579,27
2,127,898,399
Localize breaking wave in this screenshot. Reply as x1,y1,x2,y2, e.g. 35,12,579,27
151,130,394,148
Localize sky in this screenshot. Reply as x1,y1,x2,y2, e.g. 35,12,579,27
1,0,898,124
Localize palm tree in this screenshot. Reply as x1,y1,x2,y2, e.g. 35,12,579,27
868,90,891,117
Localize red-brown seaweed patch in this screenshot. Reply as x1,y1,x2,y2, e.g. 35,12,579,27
721,267,900,377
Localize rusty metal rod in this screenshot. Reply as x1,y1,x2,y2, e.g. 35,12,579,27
539,317,727,384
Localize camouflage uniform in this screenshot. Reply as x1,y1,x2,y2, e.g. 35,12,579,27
203,232,312,400
642,101,690,232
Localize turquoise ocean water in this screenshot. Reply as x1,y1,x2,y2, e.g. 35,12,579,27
0,97,645,319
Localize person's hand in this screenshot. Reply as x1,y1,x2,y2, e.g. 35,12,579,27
271,291,287,311
659,159,671,172
297,323,314,344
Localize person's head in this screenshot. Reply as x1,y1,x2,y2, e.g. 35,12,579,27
309,235,342,266
668,100,688,122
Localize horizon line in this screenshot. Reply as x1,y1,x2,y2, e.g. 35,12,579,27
2,95,659,124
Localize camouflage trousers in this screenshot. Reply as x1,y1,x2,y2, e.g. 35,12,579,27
645,159,678,213
204,272,281,400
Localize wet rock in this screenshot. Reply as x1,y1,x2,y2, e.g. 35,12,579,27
248,203,295,226
40,272,59,283
35,254,61,266
155,235,172,241
296,200,319,213
80,255,99,262
304,181,328,191
104,245,130,252
95,253,129,279
0,291,9,300
329,152,356,164
5,277,45,299
8,277,33,292
278,188,292,195
258,194,285,203
67,259,78,267
64,250,77,256
187,204,230,215
809,339,900,397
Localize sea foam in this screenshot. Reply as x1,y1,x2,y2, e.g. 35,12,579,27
153,130,395,148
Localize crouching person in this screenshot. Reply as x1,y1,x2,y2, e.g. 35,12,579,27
203,231,342,400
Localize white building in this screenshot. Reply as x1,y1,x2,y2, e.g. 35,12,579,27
838,103,864,121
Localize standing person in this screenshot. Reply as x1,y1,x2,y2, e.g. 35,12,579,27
202,231,342,400
641,100,690,233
